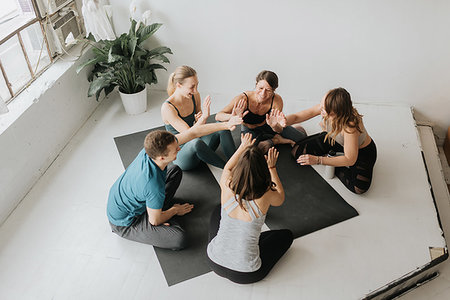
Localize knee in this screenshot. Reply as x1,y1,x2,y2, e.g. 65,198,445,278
193,138,206,150
282,229,294,246
170,232,188,250
169,165,182,183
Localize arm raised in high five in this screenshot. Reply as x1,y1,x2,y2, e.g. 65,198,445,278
220,133,255,187
176,115,242,146
265,147,285,206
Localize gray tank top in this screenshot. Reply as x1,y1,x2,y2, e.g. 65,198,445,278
207,197,266,272
325,118,368,147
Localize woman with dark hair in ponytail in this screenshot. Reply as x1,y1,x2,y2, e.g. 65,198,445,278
207,133,293,284
276,88,377,194
161,65,236,170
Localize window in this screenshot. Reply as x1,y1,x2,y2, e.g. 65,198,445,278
0,0,84,104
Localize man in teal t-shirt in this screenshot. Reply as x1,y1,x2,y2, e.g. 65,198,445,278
107,116,242,250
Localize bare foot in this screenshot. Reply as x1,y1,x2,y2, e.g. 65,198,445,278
272,134,295,146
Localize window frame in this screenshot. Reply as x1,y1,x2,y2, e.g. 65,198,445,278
0,0,60,104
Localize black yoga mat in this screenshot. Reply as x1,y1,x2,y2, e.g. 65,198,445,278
114,125,220,286
113,121,358,286
227,126,359,238
265,145,359,237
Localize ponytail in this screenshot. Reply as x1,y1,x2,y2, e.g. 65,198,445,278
167,72,176,96
166,66,197,96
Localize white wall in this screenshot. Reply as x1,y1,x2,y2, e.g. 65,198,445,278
110,0,449,140
0,50,99,224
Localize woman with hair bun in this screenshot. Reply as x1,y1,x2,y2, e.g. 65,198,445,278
161,65,236,170
215,70,304,153
284,88,377,194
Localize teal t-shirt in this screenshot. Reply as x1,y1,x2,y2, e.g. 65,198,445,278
107,149,167,226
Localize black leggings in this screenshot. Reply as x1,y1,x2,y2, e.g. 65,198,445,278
207,204,293,284
293,132,377,194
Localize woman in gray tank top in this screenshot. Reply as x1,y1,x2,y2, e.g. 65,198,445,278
207,133,293,284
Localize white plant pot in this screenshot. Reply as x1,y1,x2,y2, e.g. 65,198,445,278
119,86,147,115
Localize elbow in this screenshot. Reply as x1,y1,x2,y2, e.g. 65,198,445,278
345,156,357,166
148,216,160,226
272,194,285,207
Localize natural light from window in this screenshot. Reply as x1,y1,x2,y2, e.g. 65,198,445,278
0,0,36,41
0,0,52,103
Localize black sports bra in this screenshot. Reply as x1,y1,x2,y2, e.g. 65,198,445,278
242,92,274,125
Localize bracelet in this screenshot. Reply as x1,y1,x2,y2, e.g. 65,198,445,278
269,166,276,169
317,156,322,165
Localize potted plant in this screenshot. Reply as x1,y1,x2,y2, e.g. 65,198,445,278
77,19,172,115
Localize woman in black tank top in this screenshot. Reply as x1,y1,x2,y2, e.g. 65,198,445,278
161,66,237,170
215,70,306,152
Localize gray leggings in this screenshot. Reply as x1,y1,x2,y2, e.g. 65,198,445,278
174,130,236,170
109,165,187,250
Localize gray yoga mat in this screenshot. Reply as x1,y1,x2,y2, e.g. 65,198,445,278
113,120,358,286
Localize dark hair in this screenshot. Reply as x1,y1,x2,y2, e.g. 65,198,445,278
256,70,278,90
144,130,176,159
229,145,276,210
324,87,363,145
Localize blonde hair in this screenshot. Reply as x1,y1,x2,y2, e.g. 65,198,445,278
167,65,197,96
324,88,363,145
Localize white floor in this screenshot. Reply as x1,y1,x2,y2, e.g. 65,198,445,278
0,91,449,300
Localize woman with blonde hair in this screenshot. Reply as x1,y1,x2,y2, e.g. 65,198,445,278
161,66,236,170
207,133,293,284
282,87,377,194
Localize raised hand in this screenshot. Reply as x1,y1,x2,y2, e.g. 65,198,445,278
265,147,279,168
231,97,247,117
226,114,243,131
239,132,255,149
266,109,287,129
195,95,211,125
202,95,211,119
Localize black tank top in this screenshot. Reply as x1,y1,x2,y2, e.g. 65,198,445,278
164,95,197,135
242,92,274,125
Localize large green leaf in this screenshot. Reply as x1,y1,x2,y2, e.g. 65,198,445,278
76,57,100,74
88,76,113,101
147,63,167,71
128,36,138,59
129,19,137,37
104,84,116,97
138,23,162,44
148,46,173,57
108,47,123,63
91,46,108,58
151,54,171,64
